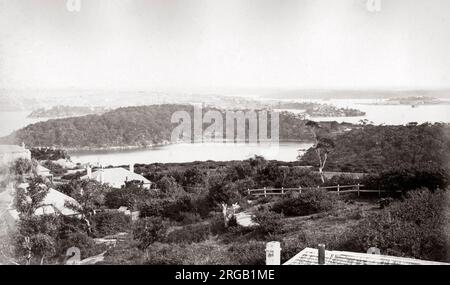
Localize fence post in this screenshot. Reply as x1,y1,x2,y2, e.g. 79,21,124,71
264,187,267,197
337,184,340,196
247,188,250,196
357,183,360,197
299,186,302,194
378,187,381,198
281,187,284,195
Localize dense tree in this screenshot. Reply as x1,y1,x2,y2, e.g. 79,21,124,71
300,123,450,174
133,217,167,250
13,177,57,265
63,180,111,234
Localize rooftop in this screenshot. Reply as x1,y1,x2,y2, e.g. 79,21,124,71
284,247,449,265
81,167,151,187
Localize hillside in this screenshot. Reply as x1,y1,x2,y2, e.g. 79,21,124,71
1,104,355,149
299,123,450,173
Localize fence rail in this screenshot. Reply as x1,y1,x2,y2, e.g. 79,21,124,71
247,184,401,198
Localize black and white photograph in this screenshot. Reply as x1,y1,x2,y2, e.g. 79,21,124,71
1,0,450,270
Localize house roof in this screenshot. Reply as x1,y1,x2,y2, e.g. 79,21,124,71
81,167,151,187
35,188,79,216
284,247,449,265
36,164,51,174
11,184,79,217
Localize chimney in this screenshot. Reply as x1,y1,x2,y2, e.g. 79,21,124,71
86,165,92,179
318,244,326,265
265,242,281,265
129,163,134,173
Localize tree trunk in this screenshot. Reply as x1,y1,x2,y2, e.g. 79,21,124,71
319,167,325,183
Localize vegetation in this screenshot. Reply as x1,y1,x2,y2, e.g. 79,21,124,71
337,188,448,262
1,104,357,148
30,147,70,161
300,123,450,173
271,189,337,217
3,122,450,265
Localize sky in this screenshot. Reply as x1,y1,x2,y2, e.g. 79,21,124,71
1,0,450,92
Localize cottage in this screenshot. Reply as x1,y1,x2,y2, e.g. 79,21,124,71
4,183,80,228
36,164,53,182
80,164,152,189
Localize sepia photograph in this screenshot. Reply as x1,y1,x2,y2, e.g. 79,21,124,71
1,0,450,272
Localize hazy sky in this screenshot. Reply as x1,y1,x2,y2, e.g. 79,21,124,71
1,0,450,92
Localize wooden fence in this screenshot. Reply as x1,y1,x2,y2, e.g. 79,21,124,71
247,184,401,198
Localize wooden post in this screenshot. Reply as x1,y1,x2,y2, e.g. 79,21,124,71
266,242,281,265
299,186,302,194
318,244,326,265
247,189,250,196
357,183,360,197
337,184,340,196
281,187,284,195
264,187,267,197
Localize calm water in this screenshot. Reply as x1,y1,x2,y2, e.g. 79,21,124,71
0,111,46,137
276,98,450,125
2,99,450,165
69,142,313,166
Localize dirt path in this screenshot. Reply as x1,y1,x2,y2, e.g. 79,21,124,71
235,211,258,227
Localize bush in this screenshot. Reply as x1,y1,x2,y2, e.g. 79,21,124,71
133,217,168,250
92,212,131,237
209,214,227,235
144,242,232,265
55,232,99,260
362,166,449,194
271,189,337,217
139,195,193,221
179,212,203,225
253,210,284,238
227,241,266,265
102,238,145,265
165,223,210,244
337,188,448,262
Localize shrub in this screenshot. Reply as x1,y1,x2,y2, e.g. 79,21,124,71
165,223,210,244
144,242,232,265
227,215,238,228
362,166,449,194
253,210,284,238
179,212,203,225
133,217,168,250
92,212,131,237
227,241,266,265
271,189,337,217
102,238,145,265
209,214,227,235
139,195,193,221
55,232,100,260
337,188,448,262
